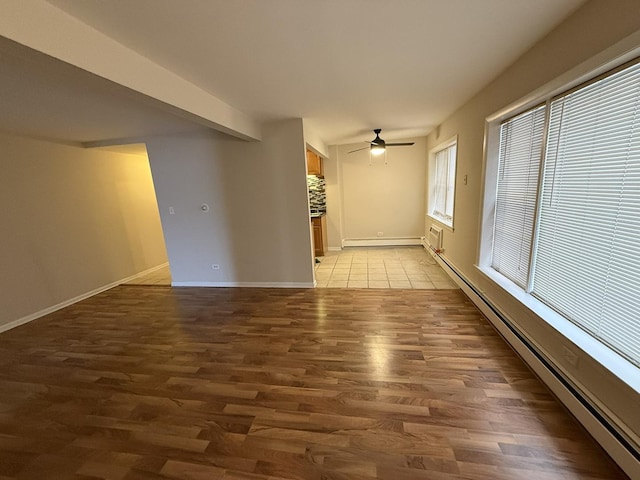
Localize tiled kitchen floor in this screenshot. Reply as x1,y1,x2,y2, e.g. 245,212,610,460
315,246,458,289
125,247,458,290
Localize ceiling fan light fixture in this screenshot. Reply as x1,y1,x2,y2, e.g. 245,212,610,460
370,145,386,156
347,129,414,155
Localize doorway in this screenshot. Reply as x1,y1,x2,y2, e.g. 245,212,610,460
97,143,172,287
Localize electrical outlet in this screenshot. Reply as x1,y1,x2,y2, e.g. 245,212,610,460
169,206,175,215
377,231,384,237
211,264,220,270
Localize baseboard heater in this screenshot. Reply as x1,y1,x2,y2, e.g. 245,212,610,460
342,237,422,247
433,253,640,477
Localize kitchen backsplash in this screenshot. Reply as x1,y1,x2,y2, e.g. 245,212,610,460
307,175,326,214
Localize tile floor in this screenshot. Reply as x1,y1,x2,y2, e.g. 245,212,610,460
315,246,458,289
125,247,459,290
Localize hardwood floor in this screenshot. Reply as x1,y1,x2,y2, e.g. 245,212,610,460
0,286,627,479
124,265,171,286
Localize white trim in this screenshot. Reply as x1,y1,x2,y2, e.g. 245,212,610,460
171,281,315,288
427,214,454,233
134,261,170,276
0,262,170,334
429,136,458,153
342,237,422,247
434,255,640,480
485,31,640,128
475,266,640,393
427,135,458,230
327,246,343,252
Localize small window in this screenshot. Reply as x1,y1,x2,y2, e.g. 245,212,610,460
429,138,457,228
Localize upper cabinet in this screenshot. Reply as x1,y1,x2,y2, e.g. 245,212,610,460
306,149,323,176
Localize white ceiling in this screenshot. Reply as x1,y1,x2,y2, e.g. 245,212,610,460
4,0,586,146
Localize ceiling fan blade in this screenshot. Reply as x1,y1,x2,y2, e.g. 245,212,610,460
348,146,370,154
386,142,415,146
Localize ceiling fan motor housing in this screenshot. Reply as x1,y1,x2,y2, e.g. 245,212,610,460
371,129,385,147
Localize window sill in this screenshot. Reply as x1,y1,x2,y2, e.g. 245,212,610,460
427,214,454,232
475,264,640,394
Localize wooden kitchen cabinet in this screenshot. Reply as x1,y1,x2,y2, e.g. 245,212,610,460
312,216,327,257
306,149,323,176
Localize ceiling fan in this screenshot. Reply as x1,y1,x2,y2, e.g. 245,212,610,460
348,129,414,155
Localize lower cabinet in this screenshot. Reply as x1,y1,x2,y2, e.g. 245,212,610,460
312,216,327,257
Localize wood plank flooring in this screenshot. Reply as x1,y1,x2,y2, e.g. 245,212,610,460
124,266,171,286
0,286,627,479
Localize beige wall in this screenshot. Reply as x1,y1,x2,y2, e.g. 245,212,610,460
0,132,168,329
334,136,427,244
324,145,343,250
145,119,315,286
427,0,640,465
303,119,329,158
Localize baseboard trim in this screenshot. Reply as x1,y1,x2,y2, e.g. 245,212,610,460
171,281,315,288
433,254,640,479
327,247,343,252
132,262,169,276
0,262,170,334
342,237,422,247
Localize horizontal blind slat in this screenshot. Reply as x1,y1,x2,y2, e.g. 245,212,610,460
492,105,546,288
532,60,640,366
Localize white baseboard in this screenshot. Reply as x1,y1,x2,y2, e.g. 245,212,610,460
342,237,422,247
171,281,315,288
133,262,169,276
327,247,343,252
0,262,170,334
433,254,640,480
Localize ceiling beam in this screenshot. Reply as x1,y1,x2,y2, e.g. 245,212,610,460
0,0,262,141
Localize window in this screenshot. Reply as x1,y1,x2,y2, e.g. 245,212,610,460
492,105,546,289
429,138,457,227
484,59,640,367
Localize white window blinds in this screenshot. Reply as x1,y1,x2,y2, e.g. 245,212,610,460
432,143,457,225
492,105,546,289
532,62,640,365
